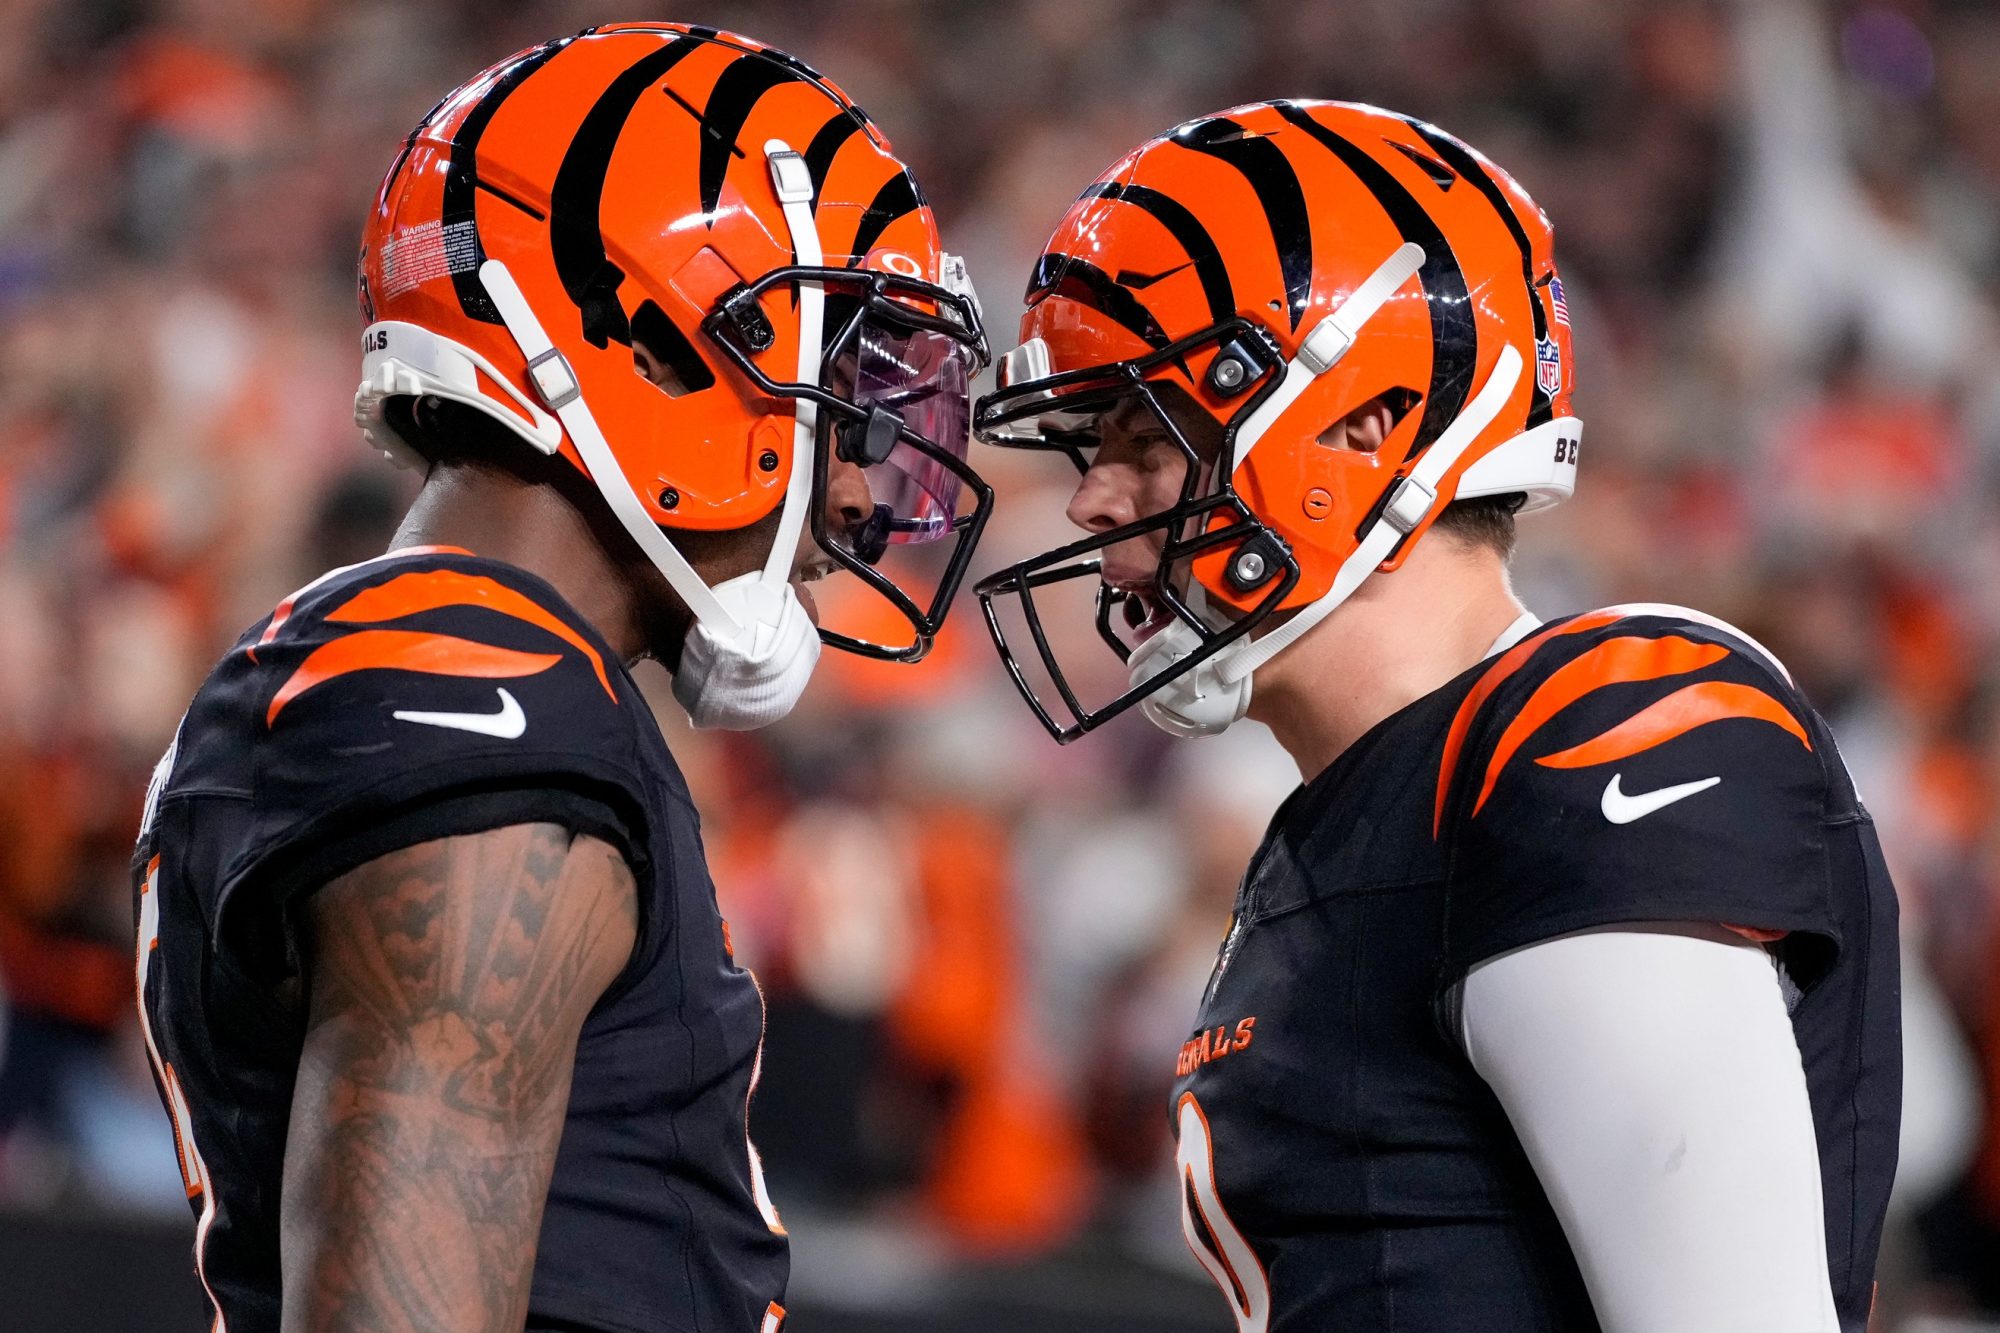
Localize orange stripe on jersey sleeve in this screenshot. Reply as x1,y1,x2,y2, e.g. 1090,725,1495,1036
327,569,615,701
1470,635,1728,817
266,630,562,725
1434,610,1624,837
1534,679,1811,771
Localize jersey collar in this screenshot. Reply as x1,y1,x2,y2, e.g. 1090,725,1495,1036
1484,610,1542,661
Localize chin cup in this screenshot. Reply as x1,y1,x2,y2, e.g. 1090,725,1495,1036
1126,619,1253,739
672,571,823,731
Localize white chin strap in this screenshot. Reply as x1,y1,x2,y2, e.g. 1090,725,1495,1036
1133,240,1535,739
479,140,826,730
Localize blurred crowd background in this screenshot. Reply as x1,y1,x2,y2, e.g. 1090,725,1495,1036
3,0,1999,1328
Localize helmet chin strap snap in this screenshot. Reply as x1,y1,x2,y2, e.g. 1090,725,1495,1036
476,138,831,731
1130,241,1527,739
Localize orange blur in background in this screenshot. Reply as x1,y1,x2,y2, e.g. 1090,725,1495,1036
5,1,2000,1327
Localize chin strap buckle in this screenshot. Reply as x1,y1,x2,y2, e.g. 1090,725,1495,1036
525,347,580,411
1296,319,1353,376
1381,475,1438,535
766,148,814,206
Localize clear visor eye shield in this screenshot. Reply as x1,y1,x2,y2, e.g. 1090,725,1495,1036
975,242,1580,743
700,247,993,662
389,141,991,679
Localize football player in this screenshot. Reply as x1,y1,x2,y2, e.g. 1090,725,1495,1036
974,101,1899,1331
132,24,990,1332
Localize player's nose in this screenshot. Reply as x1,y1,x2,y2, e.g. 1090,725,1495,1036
825,454,875,534
1065,460,1141,535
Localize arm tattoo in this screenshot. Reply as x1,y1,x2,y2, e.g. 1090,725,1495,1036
281,823,637,1333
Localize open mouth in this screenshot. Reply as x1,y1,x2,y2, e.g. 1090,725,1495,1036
791,554,838,628
1116,583,1176,645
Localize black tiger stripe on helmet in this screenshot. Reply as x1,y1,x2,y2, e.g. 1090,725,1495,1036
1270,100,1477,456
802,109,868,209
1025,111,1316,350
546,37,704,347
440,29,905,342
1404,118,1556,430
1027,253,1172,350
695,51,811,217
1081,181,1236,326
440,37,574,324
1171,115,1314,331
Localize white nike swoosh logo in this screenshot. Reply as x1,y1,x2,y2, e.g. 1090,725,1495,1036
392,688,526,740
1600,772,1720,824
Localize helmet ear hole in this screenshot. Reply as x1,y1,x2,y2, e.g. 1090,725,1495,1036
1317,388,1421,455
631,300,715,399
1381,386,1422,423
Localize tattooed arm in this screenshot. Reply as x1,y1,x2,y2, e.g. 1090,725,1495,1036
280,822,638,1332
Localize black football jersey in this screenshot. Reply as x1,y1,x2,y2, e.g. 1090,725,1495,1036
132,547,788,1333
1170,607,1900,1332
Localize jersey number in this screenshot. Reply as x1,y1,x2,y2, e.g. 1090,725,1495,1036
1176,1092,1271,1333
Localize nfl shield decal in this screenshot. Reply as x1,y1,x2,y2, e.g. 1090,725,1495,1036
1536,337,1562,396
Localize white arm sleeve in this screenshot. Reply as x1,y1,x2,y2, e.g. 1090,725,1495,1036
1460,922,1838,1333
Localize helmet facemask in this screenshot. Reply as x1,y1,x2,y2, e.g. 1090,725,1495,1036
973,318,1301,742
703,258,992,661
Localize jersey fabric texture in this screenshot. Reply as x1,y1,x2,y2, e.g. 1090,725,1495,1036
133,548,787,1333
1169,608,1900,1332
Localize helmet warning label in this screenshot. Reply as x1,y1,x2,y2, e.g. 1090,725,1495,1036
380,219,479,300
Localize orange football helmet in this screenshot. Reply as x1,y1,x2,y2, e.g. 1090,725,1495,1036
974,100,1580,741
353,24,990,669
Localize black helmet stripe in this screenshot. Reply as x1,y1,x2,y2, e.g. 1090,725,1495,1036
1083,182,1235,325
440,37,573,323
381,87,456,208
751,45,828,85
845,169,925,267
1387,140,1457,192
802,109,866,209
544,36,703,346
696,52,809,217
1404,119,1554,428
1028,254,1171,350
1271,101,1475,455
1171,117,1312,331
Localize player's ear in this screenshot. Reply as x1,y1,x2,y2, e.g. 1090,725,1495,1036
630,300,713,399
1317,390,1416,455
632,342,684,394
